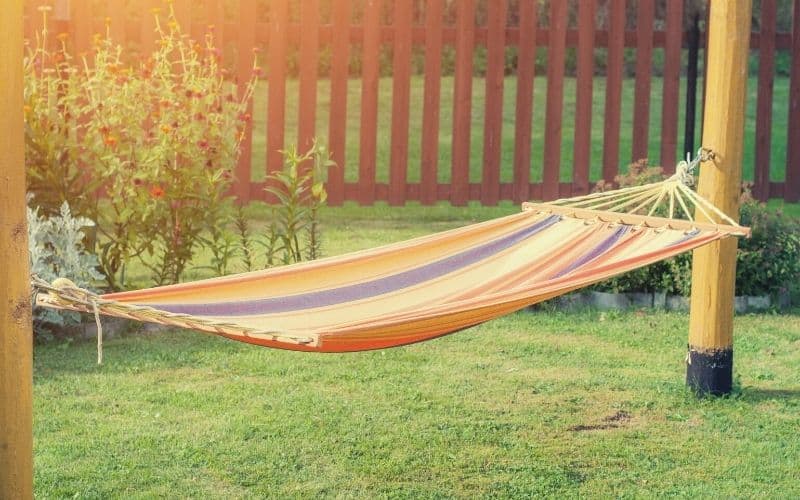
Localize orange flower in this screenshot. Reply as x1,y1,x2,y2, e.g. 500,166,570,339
150,185,165,199
160,124,171,133
103,135,118,147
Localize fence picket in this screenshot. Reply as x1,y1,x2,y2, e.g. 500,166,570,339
327,0,350,206
298,0,319,160
235,0,256,202
542,0,567,200
70,0,91,54
358,0,381,205
660,0,683,173
480,0,506,205
420,0,444,205
572,0,595,196
173,0,191,36
603,0,625,183
451,0,476,206
632,0,654,162
788,0,800,202
389,0,412,205
140,0,158,54
755,0,777,201
267,0,288,180
512,0,537,204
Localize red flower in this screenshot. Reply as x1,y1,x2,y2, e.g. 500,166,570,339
150,185,165,199
197,139,209,149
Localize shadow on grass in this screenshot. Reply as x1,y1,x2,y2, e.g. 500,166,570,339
738,387,800,402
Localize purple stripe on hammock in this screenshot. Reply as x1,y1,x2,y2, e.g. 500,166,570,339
145,214,562,316
551,225,630,278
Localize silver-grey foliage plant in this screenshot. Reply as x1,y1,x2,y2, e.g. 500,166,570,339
28,200,104,330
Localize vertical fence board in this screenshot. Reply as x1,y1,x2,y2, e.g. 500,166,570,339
660,0,683,173
267,0,288,178
298,0,319,159
421,0,444,205
755,0,777,200
631,0,654,162
359,0,381,205
572,0,595,196
480,0,507,205
389,0,412,205
205,0,224,47
542,0,567,201
327,0,350,206
451,0,476,205
141,0,158,54
173,0,192,34
512,1,537,203
603,0,625,182
787,0,800,201
108,0,126,42
236,0,256,201
70,0,91,54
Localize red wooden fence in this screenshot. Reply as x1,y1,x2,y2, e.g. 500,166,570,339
23,0,800,205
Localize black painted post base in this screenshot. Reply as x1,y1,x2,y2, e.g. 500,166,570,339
686,346,733,396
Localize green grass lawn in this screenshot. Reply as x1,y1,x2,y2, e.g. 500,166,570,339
34,205,800,497
249,75,791,186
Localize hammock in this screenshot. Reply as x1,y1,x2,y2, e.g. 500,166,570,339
34,152,749,354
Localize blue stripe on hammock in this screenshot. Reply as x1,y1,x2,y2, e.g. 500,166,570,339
145,214,562,316
551,225,629,278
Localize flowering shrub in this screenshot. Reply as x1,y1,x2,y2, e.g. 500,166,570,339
24,6,256,289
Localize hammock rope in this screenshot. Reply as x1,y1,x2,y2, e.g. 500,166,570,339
543,148,740,228
31,148,748,359
32,276,318,359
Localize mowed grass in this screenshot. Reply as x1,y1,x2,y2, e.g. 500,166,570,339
35,205,800,497
249,75,792,186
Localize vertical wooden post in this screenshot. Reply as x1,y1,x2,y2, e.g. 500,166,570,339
687,0,752,396
0,0,34,497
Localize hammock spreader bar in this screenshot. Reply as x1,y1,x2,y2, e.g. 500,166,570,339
34,150,749,355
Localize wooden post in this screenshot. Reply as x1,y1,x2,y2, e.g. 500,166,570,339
687,0,752,396
0,0,34,497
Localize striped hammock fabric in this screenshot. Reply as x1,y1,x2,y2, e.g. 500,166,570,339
37,202,748,353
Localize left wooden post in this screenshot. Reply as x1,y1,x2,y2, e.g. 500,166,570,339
0,0,34,498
